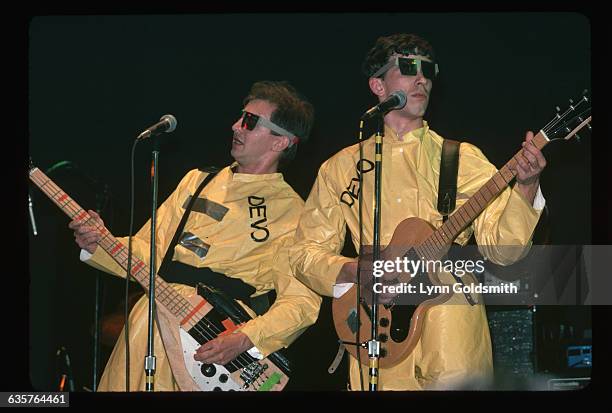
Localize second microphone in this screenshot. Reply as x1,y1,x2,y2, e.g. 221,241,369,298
137,114,178,140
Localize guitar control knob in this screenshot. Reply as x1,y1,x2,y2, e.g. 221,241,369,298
200,364,217,377
219,374,228,383
378,334,388,342
380,348,387,358
379,318,389,327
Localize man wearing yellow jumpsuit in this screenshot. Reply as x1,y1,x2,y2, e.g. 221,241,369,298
69,81,321,391
289,34,547,390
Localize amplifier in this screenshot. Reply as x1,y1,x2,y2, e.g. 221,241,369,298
486,307,535,376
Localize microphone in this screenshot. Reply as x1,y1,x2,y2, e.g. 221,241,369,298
361,91,407,120
137,114,177,140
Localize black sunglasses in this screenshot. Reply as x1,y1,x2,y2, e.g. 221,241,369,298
397,57,438,79
372,56,439,80
239,110,296,138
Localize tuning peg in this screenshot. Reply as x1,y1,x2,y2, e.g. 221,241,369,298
568,99,575,110
575,133,581,142
577,115,593,132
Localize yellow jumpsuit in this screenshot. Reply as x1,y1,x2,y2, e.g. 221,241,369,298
84,165,321,391
289,122,542,390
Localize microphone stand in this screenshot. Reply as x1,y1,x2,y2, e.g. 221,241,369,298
144,142,160,391
368,115,384,391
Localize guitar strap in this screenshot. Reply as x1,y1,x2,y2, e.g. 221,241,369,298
157,167,272,314
437,139,460,222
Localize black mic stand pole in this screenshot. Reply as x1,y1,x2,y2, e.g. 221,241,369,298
368,114,384,391
144,141,160,391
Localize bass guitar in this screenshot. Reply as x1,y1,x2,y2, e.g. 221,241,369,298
29,166,291,391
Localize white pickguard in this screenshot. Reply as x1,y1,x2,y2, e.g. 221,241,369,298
179,329,243,391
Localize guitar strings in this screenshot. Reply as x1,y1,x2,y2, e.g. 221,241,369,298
387,151,518,308
363,95,592,344
542,96,588,136
32,170,258,373
546,107,591,139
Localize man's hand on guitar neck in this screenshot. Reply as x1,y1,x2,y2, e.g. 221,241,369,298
68,209,103,254
194,331,255,365
512,131,547,205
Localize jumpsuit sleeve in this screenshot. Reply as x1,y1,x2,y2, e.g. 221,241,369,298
238,234,322,357
288,162,356,297
83,169,205,278
458,143,543,265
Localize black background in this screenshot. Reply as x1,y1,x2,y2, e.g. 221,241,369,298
24,12,597,394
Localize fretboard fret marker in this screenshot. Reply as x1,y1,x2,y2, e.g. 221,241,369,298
441,222,454,240
30,168,209,323
110,243,123,256
437,227,447,243
57,193,69,204
433,232,445,247
131,261,145,274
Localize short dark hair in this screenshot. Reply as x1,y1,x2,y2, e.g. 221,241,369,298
362,33,436,78
243,80,314,168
